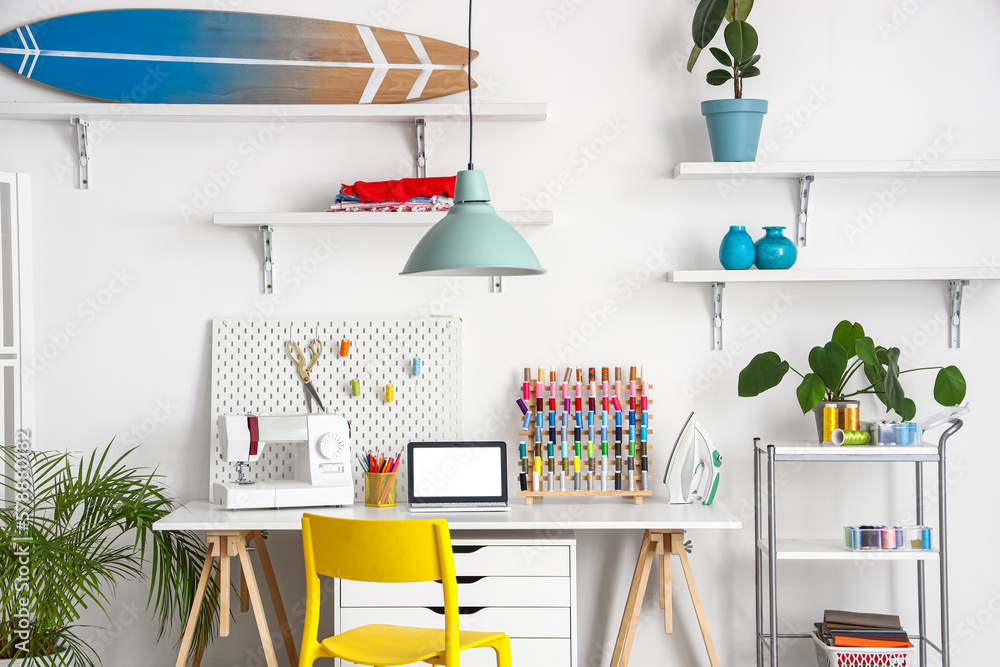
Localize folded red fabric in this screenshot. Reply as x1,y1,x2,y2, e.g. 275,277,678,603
342,176,456,203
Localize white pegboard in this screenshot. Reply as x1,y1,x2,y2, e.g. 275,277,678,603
209,317,462,502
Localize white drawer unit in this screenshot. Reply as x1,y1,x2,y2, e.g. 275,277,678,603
333,534,577,667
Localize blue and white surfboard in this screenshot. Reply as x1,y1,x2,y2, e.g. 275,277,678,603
0,9,477,104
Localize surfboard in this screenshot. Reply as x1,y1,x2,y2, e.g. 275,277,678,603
0,9,478,104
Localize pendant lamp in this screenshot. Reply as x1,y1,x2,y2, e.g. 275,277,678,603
400,0,545,282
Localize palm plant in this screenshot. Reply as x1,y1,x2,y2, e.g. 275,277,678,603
1,443,218,665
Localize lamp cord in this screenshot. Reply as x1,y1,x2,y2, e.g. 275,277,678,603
467,0,474,171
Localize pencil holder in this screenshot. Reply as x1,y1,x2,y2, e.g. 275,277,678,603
364,472,397,507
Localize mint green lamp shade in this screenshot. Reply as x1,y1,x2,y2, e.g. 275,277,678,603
400,169,546,276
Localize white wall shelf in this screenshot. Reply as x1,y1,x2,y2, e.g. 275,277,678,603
0,102,548,123
214,211,553,227
667,268,998,350
757,538,939,562
672,160,1000,246
0,102,547,189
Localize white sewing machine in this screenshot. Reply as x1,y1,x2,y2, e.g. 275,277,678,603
213,414,355,509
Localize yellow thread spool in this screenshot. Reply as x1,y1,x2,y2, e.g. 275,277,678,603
385,384,394,403
822,403,839,442
351,379,360,397
844,403,860,431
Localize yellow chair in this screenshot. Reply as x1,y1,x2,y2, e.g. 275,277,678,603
299,513,512,667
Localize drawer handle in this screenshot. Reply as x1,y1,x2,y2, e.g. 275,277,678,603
434,576,485,585
427,606,484,616
452,545,486,554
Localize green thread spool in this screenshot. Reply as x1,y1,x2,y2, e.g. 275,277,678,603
832,428,870,446
351,379,361,397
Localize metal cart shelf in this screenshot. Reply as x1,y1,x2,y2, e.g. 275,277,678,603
753,420,963,667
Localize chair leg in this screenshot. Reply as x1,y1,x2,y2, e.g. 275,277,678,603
491,635,512,667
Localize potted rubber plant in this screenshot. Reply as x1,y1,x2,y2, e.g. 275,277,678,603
687,0,766,161
737,321,967,440
1,443,218,665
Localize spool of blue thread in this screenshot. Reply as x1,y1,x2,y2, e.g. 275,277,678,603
922,527,931,550
895,526,904,550
412,357,421,376
522,412,532,430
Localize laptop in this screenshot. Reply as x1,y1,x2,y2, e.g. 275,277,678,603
407,441,511,512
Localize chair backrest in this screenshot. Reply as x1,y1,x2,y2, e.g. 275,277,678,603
300,514,460,664
301,514,456,584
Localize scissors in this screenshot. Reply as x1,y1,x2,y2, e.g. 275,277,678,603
286,339,326,413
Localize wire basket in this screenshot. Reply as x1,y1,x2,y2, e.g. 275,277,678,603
813,632,914,667
364,472,397,507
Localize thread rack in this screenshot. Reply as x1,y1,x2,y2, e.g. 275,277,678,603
515,366,653,505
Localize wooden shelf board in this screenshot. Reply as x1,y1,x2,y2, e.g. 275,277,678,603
214,211,553,227
757,538,939,561
666,268,999,284
0,102,548,123
673,160,1000,180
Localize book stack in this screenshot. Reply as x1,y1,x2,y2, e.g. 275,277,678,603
815,610,912,648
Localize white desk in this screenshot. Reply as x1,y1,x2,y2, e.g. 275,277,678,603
154,499,741,667
155,498,742,532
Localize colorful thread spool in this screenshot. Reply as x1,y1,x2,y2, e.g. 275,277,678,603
822,403,839,442
340,338,350,357
843,402,860,431
351,378,361,397
412,357,422,376
385,384,394,403
832,428,870,446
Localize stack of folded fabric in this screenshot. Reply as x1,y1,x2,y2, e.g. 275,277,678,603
815,610,912,648
330,176,456,212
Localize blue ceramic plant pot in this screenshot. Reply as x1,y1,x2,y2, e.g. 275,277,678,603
719,225,755,269
701,98,768,162
754,226,797,269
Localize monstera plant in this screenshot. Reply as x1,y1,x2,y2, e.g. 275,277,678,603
1,443,218,666
738,320,967,421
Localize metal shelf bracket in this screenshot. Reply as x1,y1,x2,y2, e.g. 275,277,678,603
949,279,968,348
490,276,502,293
260,225,274,294
713,282,725,350
415,118,427,178
70,116,90,189
796,174,814,246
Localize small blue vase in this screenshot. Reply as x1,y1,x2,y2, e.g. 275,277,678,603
719,226,755,269
754,226,797,269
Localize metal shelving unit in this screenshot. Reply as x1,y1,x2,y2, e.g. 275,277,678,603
753,421,964,667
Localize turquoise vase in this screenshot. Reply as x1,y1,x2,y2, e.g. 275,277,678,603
754,226,797,269
701,99,768,162
719,226,755,269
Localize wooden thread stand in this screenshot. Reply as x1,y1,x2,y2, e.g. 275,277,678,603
516,370,653,505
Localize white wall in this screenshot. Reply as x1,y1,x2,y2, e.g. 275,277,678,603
2,0,999,665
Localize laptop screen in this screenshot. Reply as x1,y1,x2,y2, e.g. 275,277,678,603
407,442,507,504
